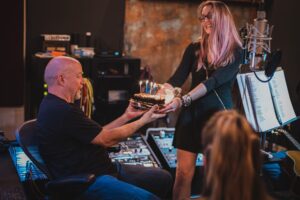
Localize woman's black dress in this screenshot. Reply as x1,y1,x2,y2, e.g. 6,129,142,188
167,42,242,153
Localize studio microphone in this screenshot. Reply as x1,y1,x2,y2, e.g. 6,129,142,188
246,1,273,71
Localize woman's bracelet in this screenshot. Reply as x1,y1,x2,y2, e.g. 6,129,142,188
181,94,192,107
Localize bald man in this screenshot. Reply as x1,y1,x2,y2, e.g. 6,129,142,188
37,56,172,200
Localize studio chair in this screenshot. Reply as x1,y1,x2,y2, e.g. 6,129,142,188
15,119,96,200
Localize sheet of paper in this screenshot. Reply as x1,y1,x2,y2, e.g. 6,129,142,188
245,72,280,132
269,70,297,125
237,74,258,131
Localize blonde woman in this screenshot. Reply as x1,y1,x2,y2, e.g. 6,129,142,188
198,110,272,200
159,1,243,199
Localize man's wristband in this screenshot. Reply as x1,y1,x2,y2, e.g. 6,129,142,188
181,94,192,107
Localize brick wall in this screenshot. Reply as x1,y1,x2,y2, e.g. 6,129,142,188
125,0,256,90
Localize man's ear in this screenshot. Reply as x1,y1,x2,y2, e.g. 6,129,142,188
57,74,65,86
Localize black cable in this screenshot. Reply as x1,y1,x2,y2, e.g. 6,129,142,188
253,49,282,83
254,70,274,83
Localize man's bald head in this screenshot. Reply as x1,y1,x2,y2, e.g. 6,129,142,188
44,56,81,86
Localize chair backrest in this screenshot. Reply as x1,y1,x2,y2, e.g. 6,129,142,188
15,119,53,180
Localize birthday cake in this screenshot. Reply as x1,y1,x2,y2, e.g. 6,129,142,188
130,93,165,110
131,80,182,110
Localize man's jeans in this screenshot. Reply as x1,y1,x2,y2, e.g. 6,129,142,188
81,163,173,200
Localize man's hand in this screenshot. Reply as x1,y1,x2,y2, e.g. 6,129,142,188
140,105,166,124
124,102,145,120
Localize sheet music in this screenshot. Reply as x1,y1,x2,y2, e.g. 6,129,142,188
245,72,280,132
269,70,297,124
236,74,258,131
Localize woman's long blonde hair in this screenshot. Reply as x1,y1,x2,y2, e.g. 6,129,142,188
197,1,242,70
201,110,272,200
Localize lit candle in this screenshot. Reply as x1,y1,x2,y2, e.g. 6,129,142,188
153,83,157,94
150,82,153,94
139,80,142,93
145,80,149,93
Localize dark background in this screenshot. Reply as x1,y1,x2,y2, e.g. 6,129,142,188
26,0,125,56
0,0,24,106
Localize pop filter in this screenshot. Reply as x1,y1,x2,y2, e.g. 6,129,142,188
253,49,282,83
265,49,282,77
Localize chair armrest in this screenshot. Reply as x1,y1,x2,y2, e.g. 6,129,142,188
46,173,96,198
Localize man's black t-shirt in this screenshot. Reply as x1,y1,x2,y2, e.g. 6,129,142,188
37,93,116,178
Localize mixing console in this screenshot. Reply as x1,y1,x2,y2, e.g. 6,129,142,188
8,145,47,182
108,135,161,168
146,128,203,170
